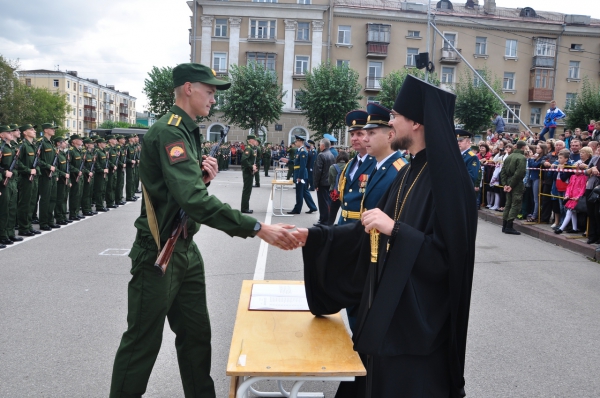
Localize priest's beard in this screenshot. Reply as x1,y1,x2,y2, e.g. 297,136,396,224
392,135,413,151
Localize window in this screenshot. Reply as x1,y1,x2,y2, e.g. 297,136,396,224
66,94,70,102
473,70,486,87
367,24,390,43
367,61,382,89
441,67,454,84
503,105,521,124
298,0,310,4
250,20,276,39
215,91,226,109
535,38,556,57
295,56,309,75
407,30,420,38
79,109,82,117
293,90,304,110
503,72,515,90
475,37,487,55
53,79,59,87
570,43,583,51
533,69,554,89
505,39,517,57
67,81,70,89
215,19,227,37
566,93,577,108
213,52,227,73
73,96,76,104
367,96,380,104
25,78,31,86
79,121,82,129
66,120,69,128
72,109,76,116
568,61,580,79
406,48,419,67
253,0,277,2
73,83,76,91
443,33,456,49
336,60,349,67
79,97,82,104
530,107,541,125
247,52,276,71
297,22,310,41
79,85,82,92
338,25,351,44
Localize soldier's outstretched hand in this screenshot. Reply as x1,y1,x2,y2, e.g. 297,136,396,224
257,223,299,250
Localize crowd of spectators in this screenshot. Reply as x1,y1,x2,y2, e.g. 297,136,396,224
478,119,600,244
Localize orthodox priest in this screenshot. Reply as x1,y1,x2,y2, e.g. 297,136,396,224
292,75,477,397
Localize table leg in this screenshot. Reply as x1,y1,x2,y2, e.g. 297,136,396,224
236,376,352,398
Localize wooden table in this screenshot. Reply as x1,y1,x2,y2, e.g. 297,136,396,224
227,280,366,398
271,179,295,217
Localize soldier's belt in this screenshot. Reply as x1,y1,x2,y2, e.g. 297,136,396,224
294,166,300,169
341,210,362,220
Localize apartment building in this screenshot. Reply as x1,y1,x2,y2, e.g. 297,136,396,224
188,0,600,144
17,70,137,136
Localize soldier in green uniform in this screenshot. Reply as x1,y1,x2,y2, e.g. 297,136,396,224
81,138,97,216
104,135,119,208
37,123,61,231
93,137,110,212
68,134,85,220
262,143,271,177
286,144,296,180
7,125,23,234
133,134,141,193
0,125,22,245
125,135,137,201
16,124,41,236
108,63,298,398
241,134,258,213
115,135,127,205
253,142,262,187
53,137,70,225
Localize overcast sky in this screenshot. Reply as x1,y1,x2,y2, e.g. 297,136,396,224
1,0,599,111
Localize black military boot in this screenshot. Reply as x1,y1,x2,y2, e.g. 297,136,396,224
502,219,507,233
504,220,521,235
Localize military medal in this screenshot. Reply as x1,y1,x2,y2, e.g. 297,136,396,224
358,174,369,193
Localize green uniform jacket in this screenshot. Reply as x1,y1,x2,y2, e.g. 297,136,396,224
94,149,108,173
37,137,57,176
262,148,271,162
83,150,95,175
134,105,256,249
56,150,68,182
0,142,17,180
107,145,118,170
500,149,527,189
17,139,40,178
125,144,135,165
241,146,255,173
70,146,84,175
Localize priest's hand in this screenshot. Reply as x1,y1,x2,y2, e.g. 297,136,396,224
291,228,308,248
361,208,394,236
257,223,299,250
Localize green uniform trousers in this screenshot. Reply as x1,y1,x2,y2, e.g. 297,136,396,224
6,178,18,238
38,175,57,228
106,171,117,206
82,175,94,213
254,163,260,186
17,175,35,233
125,166,134,199
263,161,270,176
0,181,11,239
69,178,83,218
503,184,525,222
110,242,214,398
55,181,69,222
116,168,125,203
286,164,294,180
134,166,140,192
94,173,107,208
241,171,254,211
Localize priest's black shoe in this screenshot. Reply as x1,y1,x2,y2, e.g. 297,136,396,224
0,238,14,245
305,209,316,214
9,236,24,242
97,207,109,212
241,209,254,214
30,229,42,235
19,231,35,237
287,211,300,214
40,226,52,231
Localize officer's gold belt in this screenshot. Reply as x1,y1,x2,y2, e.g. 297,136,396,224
341,210,361,220
294,166,300,169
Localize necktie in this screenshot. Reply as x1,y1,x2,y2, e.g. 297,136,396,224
357,159,363,169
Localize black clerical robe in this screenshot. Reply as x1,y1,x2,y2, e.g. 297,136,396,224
302,150,476,398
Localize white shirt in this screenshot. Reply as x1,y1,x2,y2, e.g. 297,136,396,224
375,151,397,170
349,153,367,181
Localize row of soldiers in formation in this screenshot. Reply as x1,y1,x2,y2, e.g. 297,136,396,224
0,123,142,249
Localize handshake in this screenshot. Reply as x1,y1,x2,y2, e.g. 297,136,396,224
255,223,308,250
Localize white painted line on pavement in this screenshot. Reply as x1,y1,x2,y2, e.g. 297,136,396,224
99,248,131,256
253,197,274,280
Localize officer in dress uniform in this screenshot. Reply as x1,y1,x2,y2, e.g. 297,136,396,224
53,137,70,225
104,134,119,208
287,135,318,214
306,140,316,191
337,110,376,225
457,130,481,201
262,143,271,177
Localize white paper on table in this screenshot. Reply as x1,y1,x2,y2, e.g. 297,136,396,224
249,284,310,311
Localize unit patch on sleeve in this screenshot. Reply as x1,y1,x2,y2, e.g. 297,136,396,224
165,141,189,165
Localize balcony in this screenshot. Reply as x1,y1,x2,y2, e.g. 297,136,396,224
367,43,388,58
109,99,114,104
109,110,114,114
83,91,92,98
532,56,555,68
440,48,462,64
529,88,553,102
214,69,228,77
84,116,96,122
365,77,382,92
247,35,276,43
119,117,129,123
84,104,96,110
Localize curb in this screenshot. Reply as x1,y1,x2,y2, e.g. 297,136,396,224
478,210,598,260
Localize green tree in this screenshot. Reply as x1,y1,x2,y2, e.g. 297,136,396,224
565,77,600,130
376,69,440,109
143,66,175,119
295,61,362,140
453,68,504,133
0,55,21,123
99,120,132,129
219,63,285,138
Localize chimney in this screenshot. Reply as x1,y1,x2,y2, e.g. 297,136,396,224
484,0,496,14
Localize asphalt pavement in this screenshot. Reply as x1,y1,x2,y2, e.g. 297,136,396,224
0,169,599,397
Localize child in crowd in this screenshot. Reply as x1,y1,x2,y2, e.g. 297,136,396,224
551,149,573,229
555,160,587,235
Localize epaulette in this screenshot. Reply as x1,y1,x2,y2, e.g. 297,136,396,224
468,150,476,156
392,158,407,171
167,114,182,127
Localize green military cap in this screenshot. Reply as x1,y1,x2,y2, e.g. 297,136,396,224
105,134,115,140
0,125,11,133
41,123,56,130
83,138,94,144
52,136,65,143
19,124,37,132
95,137,106,143
128,135,136,140
136,134,143,137
9,124,19,131
247,134,256,140
173,63,231,90
70,134,82,140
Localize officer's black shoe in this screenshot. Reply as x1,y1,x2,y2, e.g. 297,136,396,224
9,236,24,242
32,218,40,224
287,211,300,214
40,226,52,231
69,216,78,221
29,229,42,235
305,209,316,214
241,209,254,214
119,201,126,205
49,224,61,229
83,212,95,216
92,211,98,214
66,219,73,224
0,238,14,245
107,205,118,208
19,231,36,237
77,215,86,219
97,207,109,212
56,221,68,226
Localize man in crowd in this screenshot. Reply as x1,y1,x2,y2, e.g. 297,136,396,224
457,130,481,208
104,135,119,208
492,112,505,136
241,134,258,213
501,140,528,235
312,138,335,225
53,137,70,226
262,143,271,177
16,124,41,236
115,135,127,206
287,135,318,215
253,140,262,188
539,100,566,141
307,140,316,191
569,139,581,162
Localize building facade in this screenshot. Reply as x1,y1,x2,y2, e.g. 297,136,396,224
17,70,137,136
188,0,600,144
136,111,157,127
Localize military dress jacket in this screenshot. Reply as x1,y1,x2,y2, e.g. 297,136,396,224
241,146,255,174
0,142,16,181
462,149,481,187
37,137,57,177
338,154,377,225
132,105,257,253
17,139,40,177
94,149,108,174
293,146,309,181
361,152,407,211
